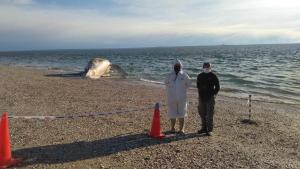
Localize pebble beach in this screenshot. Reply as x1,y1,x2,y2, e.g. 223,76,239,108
0,65,299,169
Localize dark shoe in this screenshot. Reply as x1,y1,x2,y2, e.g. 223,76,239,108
197,129,207,134
206,132,212,136
177,131,185,135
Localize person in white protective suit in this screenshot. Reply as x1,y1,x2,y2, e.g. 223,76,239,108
165,59,192,133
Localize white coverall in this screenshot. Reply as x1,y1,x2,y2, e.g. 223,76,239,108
165,61,192,119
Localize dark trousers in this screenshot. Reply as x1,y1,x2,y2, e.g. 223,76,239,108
198,97,215,132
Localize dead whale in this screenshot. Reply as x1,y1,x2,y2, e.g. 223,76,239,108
84,58,127,79
45,58,127,79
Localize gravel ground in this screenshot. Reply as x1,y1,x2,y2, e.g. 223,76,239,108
0,65,299,169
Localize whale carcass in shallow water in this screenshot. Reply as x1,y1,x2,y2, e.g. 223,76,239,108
84,58,127,79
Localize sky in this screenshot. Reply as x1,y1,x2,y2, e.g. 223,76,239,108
0,0,300,51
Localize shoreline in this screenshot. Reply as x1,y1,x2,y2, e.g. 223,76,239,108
3,64,299,108
0,65,299,168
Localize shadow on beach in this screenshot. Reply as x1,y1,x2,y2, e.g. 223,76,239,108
14,132,201,166
45,72,84,78
45,72,126,79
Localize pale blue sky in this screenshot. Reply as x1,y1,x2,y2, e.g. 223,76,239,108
0,0,300,51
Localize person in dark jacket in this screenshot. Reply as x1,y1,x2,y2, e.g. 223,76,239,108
197,62,220,136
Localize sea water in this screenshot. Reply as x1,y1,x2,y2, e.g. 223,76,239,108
0,44,299,105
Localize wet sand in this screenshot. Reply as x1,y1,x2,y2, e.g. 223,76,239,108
0,65,299,169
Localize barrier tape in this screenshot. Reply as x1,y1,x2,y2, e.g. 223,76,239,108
6,98,239,121
8,103,166,120
7,101,200,120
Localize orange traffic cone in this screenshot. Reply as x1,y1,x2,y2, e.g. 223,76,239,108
148,103,165,138
0,112,21,169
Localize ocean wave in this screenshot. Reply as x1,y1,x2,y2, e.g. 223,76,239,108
1,44,300,106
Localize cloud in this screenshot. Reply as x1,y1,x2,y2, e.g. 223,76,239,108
2,0,33,5
0,0,300,50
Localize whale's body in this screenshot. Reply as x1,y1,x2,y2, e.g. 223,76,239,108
84,58,127,79
84,58,111,79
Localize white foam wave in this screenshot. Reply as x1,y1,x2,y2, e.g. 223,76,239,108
140,78,165,85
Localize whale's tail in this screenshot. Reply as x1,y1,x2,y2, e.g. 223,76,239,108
110,64,128,78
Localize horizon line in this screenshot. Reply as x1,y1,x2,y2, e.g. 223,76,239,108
1,42,300,52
